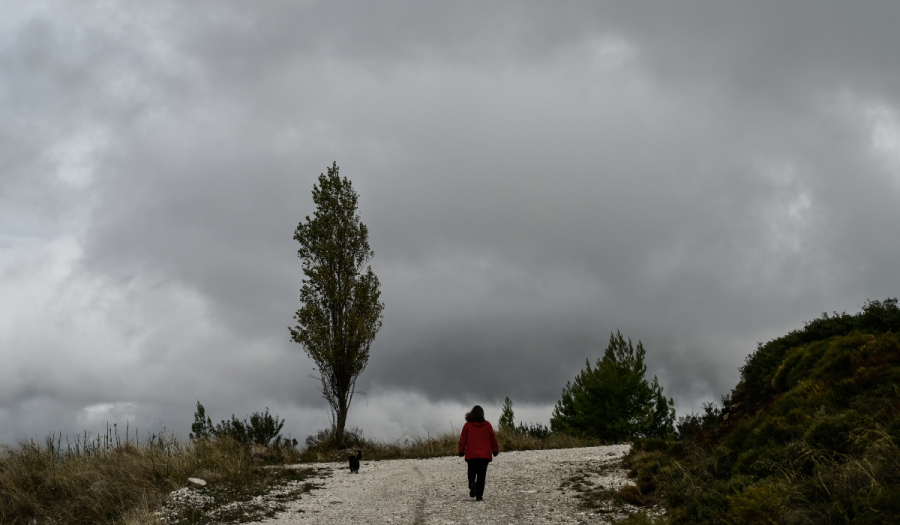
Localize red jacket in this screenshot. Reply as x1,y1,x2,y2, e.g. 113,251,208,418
458,421,499,460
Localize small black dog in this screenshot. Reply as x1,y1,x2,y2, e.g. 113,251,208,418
348,450,362,473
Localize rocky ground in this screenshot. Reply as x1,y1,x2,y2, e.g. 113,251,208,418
234,444,645,524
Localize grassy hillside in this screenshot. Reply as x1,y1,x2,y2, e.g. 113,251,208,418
624,299,900,524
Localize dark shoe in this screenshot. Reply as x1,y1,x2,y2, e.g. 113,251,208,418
476,496,483,501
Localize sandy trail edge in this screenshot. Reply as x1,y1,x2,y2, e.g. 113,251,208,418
250,444,634,525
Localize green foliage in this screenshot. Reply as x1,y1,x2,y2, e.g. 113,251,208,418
290,162,384,447
190,399,214,440
802,411,858,454
727,481,785,524
735,298,899,416
515,421,552,439
621,298,900,524
191,402,298,450
497,398,552,439
674,396,731,445
211,409,290,449
551,331,675,441
499,397,515,432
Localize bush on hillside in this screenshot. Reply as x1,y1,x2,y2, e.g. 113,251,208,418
734,298,900,416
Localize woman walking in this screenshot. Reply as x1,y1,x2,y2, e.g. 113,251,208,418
458,405,499,501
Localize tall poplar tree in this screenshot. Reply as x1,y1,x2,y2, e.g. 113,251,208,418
290,162,384,447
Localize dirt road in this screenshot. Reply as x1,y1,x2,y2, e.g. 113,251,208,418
251,445,633,525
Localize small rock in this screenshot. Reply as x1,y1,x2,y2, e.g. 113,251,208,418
188,477,207,487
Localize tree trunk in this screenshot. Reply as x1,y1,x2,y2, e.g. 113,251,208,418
334,399,349,448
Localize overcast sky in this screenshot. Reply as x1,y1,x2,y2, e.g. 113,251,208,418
2,1,900,444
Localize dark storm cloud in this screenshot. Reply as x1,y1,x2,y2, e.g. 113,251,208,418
2,1,900,441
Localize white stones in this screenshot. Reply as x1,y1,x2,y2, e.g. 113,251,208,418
187,477,207,487
247,445,634,524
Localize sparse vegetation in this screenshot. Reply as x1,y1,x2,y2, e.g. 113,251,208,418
190,401,299,450
0,430,309,524
298,425,603,463
0,405,306,524
1,410,609,523
498,396,554,439
157,463,321,524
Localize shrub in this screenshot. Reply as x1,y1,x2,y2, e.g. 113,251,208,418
803,411,859,454
496,396,552,439
727,481,784,525
674,397,731,447
190,402,298,450
516,421,552,439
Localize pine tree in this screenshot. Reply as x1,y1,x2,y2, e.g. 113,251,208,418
499,397,515,432
550,331,674,441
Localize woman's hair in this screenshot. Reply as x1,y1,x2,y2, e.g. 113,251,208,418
465,405,485,423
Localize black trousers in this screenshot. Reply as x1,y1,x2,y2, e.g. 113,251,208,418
466,458,490,498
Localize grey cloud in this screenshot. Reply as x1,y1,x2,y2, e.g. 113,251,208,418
2,2,900,442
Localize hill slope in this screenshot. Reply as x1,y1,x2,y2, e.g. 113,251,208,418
626,299,900,524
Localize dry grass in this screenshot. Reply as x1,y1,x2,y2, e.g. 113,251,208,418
298,427,604,463
0,430,302,524
0,424,602,523
497,429,605,451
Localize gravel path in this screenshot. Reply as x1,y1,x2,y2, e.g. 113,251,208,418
251,445,633,525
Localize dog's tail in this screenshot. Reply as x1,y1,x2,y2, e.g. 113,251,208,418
356,450,362,459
